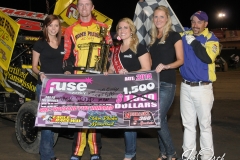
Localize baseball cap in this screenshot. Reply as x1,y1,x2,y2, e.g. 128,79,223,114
190,11,208,21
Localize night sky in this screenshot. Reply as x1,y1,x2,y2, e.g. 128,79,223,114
1,0,240,31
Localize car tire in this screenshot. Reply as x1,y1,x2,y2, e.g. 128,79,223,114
15,100,58,154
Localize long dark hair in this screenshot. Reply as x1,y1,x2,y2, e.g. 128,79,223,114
43,15,62,45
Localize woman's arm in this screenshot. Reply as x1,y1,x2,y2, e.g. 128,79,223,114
168,39,184,68
137,52,151,72
32,50,45,81
107,62,115,74
155,40,184,73
32,50,40,74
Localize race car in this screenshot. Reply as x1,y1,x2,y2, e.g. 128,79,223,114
0,1,113,154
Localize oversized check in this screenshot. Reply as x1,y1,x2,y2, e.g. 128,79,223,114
35,71,160,128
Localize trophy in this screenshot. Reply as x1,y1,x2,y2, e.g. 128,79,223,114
78,26,110,74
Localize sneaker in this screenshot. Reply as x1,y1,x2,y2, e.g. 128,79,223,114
124,155,136,160
90,155,102,160
70,156,82,160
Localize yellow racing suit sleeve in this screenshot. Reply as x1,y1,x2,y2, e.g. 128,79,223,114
205,40,220,62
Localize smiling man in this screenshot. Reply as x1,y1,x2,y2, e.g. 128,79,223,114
179,11,220,160
63,0,113,160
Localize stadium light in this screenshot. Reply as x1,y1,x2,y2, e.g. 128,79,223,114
218,13,226,18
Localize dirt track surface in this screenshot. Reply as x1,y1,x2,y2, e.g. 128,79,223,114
0,71,239,160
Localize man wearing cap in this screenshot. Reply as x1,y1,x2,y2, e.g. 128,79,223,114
179,11,219,160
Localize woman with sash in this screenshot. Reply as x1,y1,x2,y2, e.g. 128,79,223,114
107,17,151,160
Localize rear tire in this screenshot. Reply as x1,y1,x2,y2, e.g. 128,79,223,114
15,100,58,154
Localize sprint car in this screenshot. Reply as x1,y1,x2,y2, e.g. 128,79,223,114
0,1,113,153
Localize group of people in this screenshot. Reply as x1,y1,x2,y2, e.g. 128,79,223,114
32,0,220,160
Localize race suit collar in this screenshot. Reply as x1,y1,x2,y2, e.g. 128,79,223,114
198,28,209,37
186,28,209,37
78,18,95,26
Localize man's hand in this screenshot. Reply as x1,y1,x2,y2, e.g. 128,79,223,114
64,71,71,74
186,35,195,45
103,72,109,75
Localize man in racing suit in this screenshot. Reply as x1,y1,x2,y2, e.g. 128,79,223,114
63,0,113,159
180,11,219,160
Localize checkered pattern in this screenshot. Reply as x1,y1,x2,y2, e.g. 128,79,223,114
133,0,184,45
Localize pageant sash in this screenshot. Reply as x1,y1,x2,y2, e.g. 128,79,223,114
112,45,124,73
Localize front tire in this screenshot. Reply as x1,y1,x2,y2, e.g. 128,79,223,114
15,100,58,154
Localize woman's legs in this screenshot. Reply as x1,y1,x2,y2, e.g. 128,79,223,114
157,82,176,157
40,129,55,160
37,84,56,160
124,130,137,159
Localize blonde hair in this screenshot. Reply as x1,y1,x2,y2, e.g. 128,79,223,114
149,5,172,46
116,17,139,53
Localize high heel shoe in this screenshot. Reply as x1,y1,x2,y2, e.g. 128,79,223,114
132,155,136,160
166,152,178,160
123,154,136,160
157,152,167,160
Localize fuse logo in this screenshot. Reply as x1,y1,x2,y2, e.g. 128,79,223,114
45,78,93,94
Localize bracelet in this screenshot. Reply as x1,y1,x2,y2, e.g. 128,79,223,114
38,72,44,75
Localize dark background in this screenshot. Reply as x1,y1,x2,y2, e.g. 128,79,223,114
1,0,240,31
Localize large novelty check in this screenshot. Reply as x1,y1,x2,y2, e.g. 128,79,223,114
35,71,160,128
